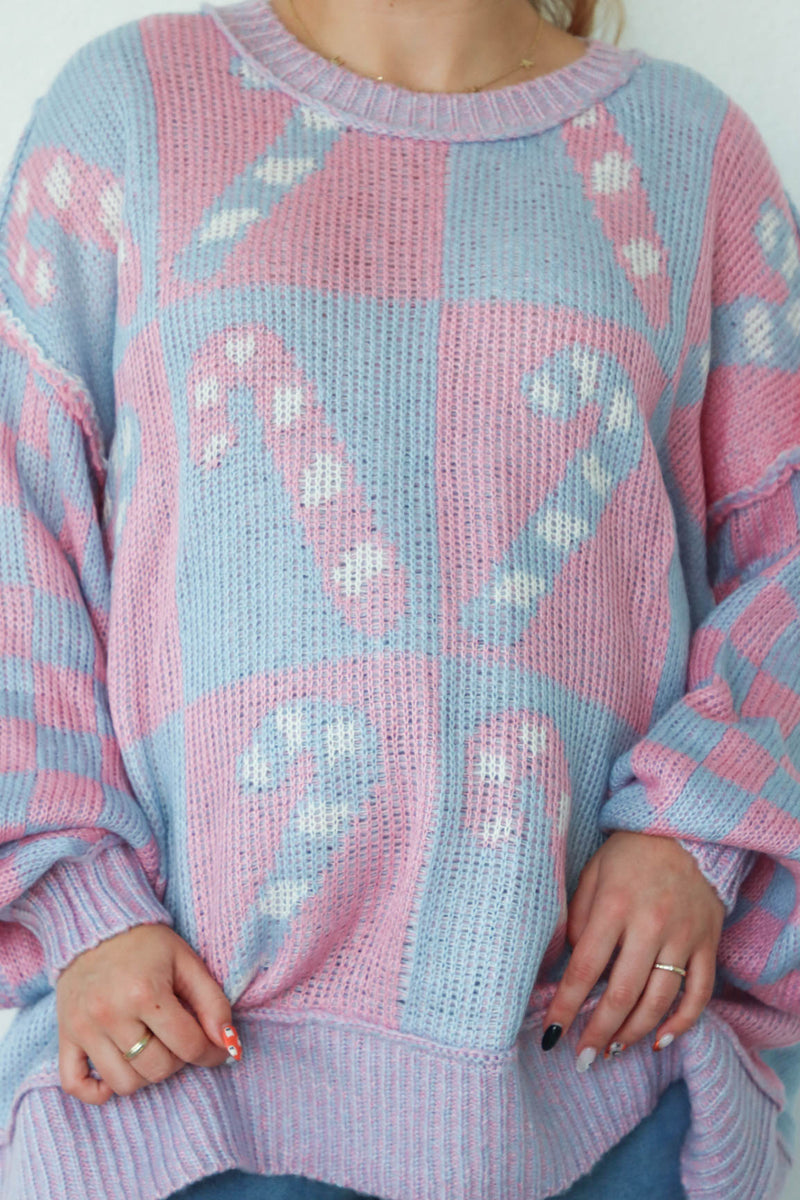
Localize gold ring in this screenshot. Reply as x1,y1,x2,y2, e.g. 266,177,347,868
652,962,687,978
123,1029,154,1060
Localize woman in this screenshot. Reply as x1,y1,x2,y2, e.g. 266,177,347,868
0,0,799,1197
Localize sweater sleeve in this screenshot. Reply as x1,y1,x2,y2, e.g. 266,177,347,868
599,100,800,926
0,33,173,1005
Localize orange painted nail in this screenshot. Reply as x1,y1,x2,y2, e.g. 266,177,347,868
221,1023,243,1062
652,1032,675,1052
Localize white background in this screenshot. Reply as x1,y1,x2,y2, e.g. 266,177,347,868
1,0,799,1195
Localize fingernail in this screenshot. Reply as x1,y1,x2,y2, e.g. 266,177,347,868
653,1032,675,1052
604,1042,626,1059
222,1023,243,1062
541,1024,563,1051
575,1047,597,1073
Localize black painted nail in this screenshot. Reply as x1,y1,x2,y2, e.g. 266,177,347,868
541,1023,563,1051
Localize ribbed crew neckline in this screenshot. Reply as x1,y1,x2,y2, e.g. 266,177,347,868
200,0,648,141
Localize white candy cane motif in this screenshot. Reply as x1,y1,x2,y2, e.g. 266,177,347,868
712,197,800,371
6,147,123,310
186,324,408,635
463,708,571,979
461,343,643,646
224,698,383,1004
563,103,671,330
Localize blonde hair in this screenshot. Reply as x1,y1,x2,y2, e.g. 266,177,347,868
535,0,627,44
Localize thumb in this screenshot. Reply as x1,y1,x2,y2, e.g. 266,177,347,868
566,855,599,948
171,940,233,1051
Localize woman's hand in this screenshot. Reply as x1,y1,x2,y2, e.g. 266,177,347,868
541,831,726,1067
55,923,238,1105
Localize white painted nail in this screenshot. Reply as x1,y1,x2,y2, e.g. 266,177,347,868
575,1047,597,1073
653,1032,675,1051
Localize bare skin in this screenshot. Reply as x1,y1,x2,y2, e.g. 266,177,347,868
544,831,725,1064
56,924,234,1105
268,0,590,94
55,842,723,1105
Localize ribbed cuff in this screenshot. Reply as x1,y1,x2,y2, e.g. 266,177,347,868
676,837,756,918
8,840,174,987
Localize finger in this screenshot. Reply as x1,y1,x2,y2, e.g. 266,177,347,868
602,949,687,1053
541,906,624,1046
59,1037,114,1106
105,1015,183,1086
84,1025,175,1096
650,942,717,1051
566,857,599,948
171,942,234,1061
141,981,230,1069
575,922,669,1063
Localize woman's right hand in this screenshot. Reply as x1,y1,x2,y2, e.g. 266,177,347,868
55,923,238,1106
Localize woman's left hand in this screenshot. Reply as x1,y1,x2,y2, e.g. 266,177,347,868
541,831,727,1066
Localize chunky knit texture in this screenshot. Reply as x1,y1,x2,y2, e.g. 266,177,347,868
0,2,799,1197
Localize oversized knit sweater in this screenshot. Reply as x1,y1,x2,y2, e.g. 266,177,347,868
0,2,799,1198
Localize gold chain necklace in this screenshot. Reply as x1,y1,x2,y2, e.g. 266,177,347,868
282,0,545,93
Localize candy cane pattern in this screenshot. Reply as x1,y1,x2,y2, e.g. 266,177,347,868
224,697,382,1005
460,342,644,646
397,704,572,1042
186,323,409,636
712,197,800,371
171,98,341,285
461,708,571,977
562,104,671,331
4,147,123,310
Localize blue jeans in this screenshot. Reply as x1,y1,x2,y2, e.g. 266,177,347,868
167,1077,691,1199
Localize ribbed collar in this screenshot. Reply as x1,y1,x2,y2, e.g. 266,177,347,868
201,0,647,142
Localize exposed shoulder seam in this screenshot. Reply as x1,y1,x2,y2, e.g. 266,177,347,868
708,446,800,530
0,298,108,477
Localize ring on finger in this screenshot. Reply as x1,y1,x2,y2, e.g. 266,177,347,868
651,961,687,984
606,956,686,1049
122,1027,154,1061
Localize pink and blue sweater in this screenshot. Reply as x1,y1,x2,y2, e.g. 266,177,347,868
0,2,799,1197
